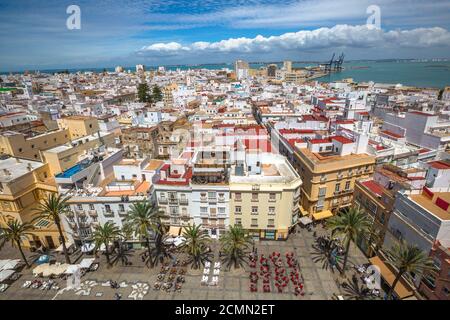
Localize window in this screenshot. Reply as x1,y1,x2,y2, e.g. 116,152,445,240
235,218,242,225
77,204,83,210
268,207,275,215
343,182,350,191
208,192,216,199
235,206,242,214
132,174,137,179
200,207,208,214
251,206,258,215
235,193,242,201
317,199,324,209
18,148,23,153
89,204,95,210
432,257,442,270
423,274,436,288
252,193,258,201
119,204,125,212
335,183,340,192
318,187,326,197
105,205,111,213
442,287,449,296
268,219,275,227
218,193,225,199
269,193,276,201
121,175,125,180
218,207,225,214
251,218,258,226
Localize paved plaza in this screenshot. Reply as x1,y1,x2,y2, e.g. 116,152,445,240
0,225,369,300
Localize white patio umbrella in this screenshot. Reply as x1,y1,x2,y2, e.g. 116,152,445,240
64,264,81,274
0,270,15,283
0,259,22,271
79,258,95,269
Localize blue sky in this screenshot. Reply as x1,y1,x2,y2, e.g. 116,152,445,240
0,0,450,71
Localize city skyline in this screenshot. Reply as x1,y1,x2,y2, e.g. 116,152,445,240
1,0,450,72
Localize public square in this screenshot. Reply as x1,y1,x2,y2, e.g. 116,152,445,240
0,225,370,300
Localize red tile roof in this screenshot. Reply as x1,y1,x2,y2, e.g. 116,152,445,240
331,136,354,144
410,111,435,116
361,180,385,197
279,129,314,134
381,130,404,139
429,161,450,170
309,138,330,144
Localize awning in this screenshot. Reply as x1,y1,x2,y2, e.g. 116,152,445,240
33,263,49,275
81,243,95,253
168,226,181,237
64,264,81,274
312,210,333,221
299,216,313,226
0,259,21,271
299,206,309,217
369,256,414,299
0,269,15,282
55,240,74,253
79,258,95,269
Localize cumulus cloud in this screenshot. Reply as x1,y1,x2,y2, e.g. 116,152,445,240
137,24,450,57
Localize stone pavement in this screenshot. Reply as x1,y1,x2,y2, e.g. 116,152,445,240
0,224,370,300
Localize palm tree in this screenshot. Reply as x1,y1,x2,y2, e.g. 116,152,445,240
181,224,213,269
125,201,164,267
112,223,134,266
341,274,376,300
220,225,252,270
92,222,122,267
34,193,72,264
0,219,35,267
385,241,434,300
327,207,371,276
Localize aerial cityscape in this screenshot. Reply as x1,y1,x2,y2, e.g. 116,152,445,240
0,0,449,306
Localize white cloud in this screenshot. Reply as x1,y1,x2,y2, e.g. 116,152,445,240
137,24,450,57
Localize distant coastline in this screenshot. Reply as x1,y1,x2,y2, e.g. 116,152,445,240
1,59,449,89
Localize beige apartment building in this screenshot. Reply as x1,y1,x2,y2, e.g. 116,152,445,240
0,129,71,161
294,136,375,219
41,131,116,175
57,115,100,139
229,154,302,240
0,157,65,249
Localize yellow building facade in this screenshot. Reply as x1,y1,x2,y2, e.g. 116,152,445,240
0,157,64,249
295,147,375,218
0,129,70,161
57,115,100,139
229,156,302,240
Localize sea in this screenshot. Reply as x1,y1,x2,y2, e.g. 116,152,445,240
2,60,449,89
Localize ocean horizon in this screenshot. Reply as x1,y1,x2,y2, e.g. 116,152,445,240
1,59,449,89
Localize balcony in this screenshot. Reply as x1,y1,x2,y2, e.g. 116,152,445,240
218,197,225,203
103,210,115,218
158,198,168,204
168,198,178,205
200,197,208,203
118,210,127,217
179,199,189,205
